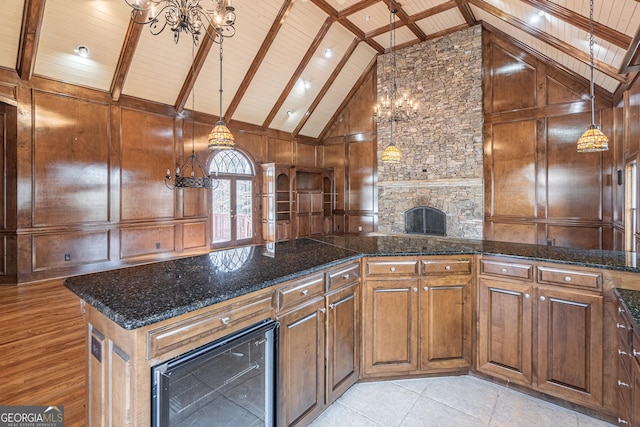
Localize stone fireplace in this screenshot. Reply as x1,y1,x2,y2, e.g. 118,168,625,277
376,26,483,240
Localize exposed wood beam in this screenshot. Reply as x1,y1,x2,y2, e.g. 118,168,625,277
407,1,458,24
224,0,296,122
318,55,377,140
311,0,384,53
17,0,46,81
263,18,334,129
337,0,380,20
110,11,148,102
174,29,216,113
293,38,361,136
456,0,477,27
518,0,631,49
470,0,624,83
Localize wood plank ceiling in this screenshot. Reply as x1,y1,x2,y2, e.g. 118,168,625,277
2,0,640,140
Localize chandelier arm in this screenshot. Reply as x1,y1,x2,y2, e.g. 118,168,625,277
219,40,224,122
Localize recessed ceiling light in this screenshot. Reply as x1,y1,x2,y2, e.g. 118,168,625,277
287,110,292,116
364,15,371,22
75,45,90,58
324,48,332,58
304,80,311,89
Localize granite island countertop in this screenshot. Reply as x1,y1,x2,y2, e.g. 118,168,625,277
65,234,640,330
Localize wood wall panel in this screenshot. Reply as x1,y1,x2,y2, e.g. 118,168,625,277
347,140,376,213
546,113,602,220
296,143,317,168
322,143,346,212
120,225,175,259
490,45,536,113
547,225,602,250
33,231,110,271
183,221,207,250
182,121,210,219
33,92,110,226
348,71,376,135
546,77,582,106
489,120,536,217
613,106,624,225
488,222,537,244
267,137,294,164
1,105,5,229
120,109,175,221
232,131,265,164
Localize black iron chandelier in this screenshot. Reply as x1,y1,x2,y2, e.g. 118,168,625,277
124,0,236,45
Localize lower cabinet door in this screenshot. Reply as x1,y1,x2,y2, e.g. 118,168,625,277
477,278,534,385
363,279,419,376
326,283,359,404
420,276,472,371
278,298,326,427
536,287,603,407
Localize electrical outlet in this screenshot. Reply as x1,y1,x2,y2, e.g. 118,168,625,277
64,253,71,261
156,242,161,249
358,226,363,232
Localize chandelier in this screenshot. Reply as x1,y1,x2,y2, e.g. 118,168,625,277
375,1,419,164
124,0,236,45
165,44,217,189
577,0,608,152
208,39,235,150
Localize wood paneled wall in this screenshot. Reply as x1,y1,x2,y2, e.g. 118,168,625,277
321,67,377,234
483,32,615,250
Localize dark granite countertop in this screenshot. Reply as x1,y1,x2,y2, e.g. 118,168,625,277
65,234,640,330
616,288,640,331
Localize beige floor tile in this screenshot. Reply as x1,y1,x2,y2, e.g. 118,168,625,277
490,388,580,427
400,395,488,427
309,402,383,427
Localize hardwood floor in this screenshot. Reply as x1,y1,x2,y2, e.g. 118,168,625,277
0,279,86,427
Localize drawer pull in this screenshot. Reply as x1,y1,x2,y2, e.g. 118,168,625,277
539,296,546,301
524,293,531,299
319,308,326,314
341,274,350,279
619,306,626,314
618,349,628,356
618,418,629,425
390,267,396,272
617,323,628,330
634,349,640,357
564,276,572,282
500,268,508,273
301,289,309,296
221,317,230,325
445,265,451,271
618,380,630,388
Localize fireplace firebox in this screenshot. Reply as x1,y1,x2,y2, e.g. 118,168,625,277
151,319,278,427
404,206,446,236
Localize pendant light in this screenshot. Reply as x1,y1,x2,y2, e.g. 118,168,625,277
208,39,235,150
577,0,609,152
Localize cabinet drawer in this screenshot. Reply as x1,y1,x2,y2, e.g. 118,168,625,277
277,273,324,312
147,292,274,359
326,262,360,292
365,259,419,276
421,258,471,275
537,266,601,289
480,259,533,281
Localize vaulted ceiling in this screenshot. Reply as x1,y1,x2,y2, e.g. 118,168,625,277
2,0,640,140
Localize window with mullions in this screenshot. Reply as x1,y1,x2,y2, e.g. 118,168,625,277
209,150,255,248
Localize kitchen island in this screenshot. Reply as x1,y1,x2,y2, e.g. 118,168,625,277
64,235,640,426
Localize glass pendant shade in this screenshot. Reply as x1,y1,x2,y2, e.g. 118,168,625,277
381,143,402,164
577,125,609,152
208,120,235,150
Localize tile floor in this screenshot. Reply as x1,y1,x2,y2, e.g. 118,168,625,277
310,375,617,427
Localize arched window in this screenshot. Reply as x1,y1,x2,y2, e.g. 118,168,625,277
209,150,255,248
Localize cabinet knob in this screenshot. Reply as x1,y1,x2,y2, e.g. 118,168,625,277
328,303,335,310
390,267,396,272
539,296,546,301
618,418,629,425
342,274,350,280
319,308,326,314
423,286,429,291
301,289,309,296
618,380,631,388
221,317,230,325
524,293,531,299
445,265,451,271
634,349,640,357
564,276,572,282
500,268,508,273
618,306,625,314
413,287,418,292
617,323,628,330
618,349,628,356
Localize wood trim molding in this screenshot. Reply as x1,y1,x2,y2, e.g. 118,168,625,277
110,11,148,102
17,0,46,81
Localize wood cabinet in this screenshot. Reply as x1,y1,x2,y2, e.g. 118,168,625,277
477,257,604,409
277,262,360,426
362,256,472,378
616,301,640,427
261,163,294,242
295,168,334,238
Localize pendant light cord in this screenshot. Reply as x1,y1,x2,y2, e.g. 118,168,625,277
589,0,596,126
219,39,224,123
